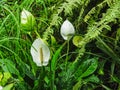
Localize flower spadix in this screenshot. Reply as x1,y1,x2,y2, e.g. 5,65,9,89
60,19,75,40
21,9,35,31
30,38,50,66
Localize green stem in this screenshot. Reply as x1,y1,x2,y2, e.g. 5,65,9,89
51,71,55,90
65,40,70,71
33,66,45,90
35,30,40,38
111,62,115,76
39,66,45,89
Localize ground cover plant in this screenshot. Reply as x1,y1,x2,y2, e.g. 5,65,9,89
0,0,120,90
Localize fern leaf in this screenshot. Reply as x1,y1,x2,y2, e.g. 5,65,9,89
78,0,120,48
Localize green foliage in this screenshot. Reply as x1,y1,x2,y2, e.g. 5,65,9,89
3,83,14,90
72,58,98,90
0,0,120,89
79,0,120,48
0,59,19,76
0,72,11,86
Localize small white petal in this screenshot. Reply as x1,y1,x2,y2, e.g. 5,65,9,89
30,38,50,66
60,19,75,40
21,9,31,24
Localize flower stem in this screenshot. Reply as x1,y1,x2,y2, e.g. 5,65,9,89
35,30,40,38
65,40,70,71
33,66,45,90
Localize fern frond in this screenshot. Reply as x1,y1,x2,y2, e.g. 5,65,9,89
106,0,117,7
64,0,83,15
84,0,107,23
42,14,62,40
77,0,90,22
78,0,120,48
74,0,90,30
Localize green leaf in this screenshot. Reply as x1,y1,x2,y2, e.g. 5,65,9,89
75,58,98,80
102,84,112,90
73,80,82,90
0,59,19,75
84,74,100,83
15,82,31,90
80,58,98,78
0,72,3,82
51,42,66,71
0,72,11,86
44,76,50,84
51,35,57,45
3,83,14,90
111,75,120,83
96,37,120,63
104,25,111,31
19,61,35,80
50,42,66,90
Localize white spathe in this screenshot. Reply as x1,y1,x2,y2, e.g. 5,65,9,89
30,38,50,66
21,9,35,31
21,9,32,24
60,19,75,40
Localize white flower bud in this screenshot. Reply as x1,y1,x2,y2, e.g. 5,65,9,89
30,38,50,66
21,9,36,31
60,19,75,40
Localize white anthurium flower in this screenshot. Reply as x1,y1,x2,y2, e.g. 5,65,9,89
21,9,35,31
30,38,50,66
60,19,75,40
